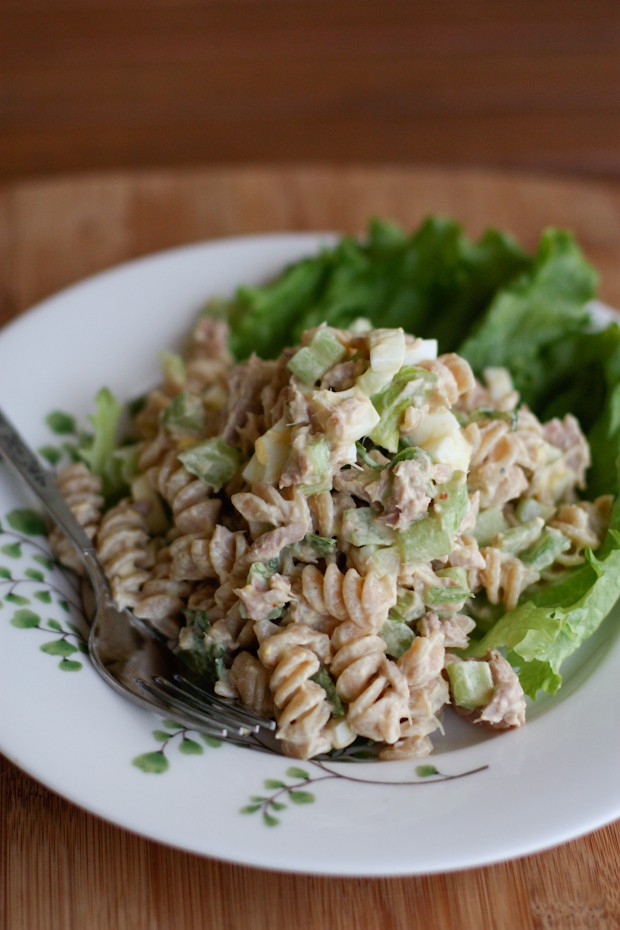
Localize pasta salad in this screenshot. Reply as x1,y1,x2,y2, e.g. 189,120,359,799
49,317,614,761
47,219,620,761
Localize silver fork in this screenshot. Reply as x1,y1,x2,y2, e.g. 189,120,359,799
0,408,276,747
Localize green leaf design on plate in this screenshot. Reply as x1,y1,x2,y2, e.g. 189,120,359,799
38,446,63,466
152,729,172,742
289,790,315,805
46,410,77,435
179,738,204,755
0,566,12,579
1,543,22,559
6,593,30,606
132,751,170,774
59,658,82,671
201,734,223,748
415,764,440,778
40,639,78,657
7,509,47,536
26,568,46,582
286,767,311,780
32,554,54,571
10,608,41,628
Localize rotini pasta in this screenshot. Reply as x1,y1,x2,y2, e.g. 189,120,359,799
50,312,614,761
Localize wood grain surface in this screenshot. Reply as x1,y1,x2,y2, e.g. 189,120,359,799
2,0,620,182
1,165,620,930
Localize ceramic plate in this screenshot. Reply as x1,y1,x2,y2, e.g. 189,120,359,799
0,234,619,877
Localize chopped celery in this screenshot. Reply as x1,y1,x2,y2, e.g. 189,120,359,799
310,666,345,716
354,543,401,577
162,390,205,437
496,517,545,554
177,609,226,683
515,498,556,523
380,619,415,658
425,584,470,606
77,387,125,500
426,567,471,607
288,328,346,384
446,660,495,709
247,560,279,585
389,588,425,623
369,366,435,452
472,506,509,546
178,437,242,491
288,534,337,561
355,440,383,468
341,507,396,547
299,438,331,491
520,527,571,571
398,472,469,562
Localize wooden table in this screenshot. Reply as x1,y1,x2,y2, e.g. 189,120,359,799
1,166,620,930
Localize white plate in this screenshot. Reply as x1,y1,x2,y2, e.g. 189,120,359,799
0,233,619,877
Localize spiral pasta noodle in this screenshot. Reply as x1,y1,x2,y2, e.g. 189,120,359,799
49,463,104,575
95,499,151,609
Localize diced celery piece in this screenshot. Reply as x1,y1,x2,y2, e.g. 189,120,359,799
310,666,345,716
520,526,571,571
178,437,242,491
436,566,469,586
288,534,337,561
162,390,205,437
288,328,346,384
472,506,508,546
355,440,383,468
426,566,471,606
515,498,556,523
341,508,396,547
369,366,435,453
398,516,453,562
496,517,544,554
380,619,415,658
389,587,425,623
446,660,495,709
426,585,470,606
247,560,279,585
398,472,469,562
355,544,401,577
300,438,331,490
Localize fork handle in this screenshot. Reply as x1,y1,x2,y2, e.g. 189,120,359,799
0,408,97,560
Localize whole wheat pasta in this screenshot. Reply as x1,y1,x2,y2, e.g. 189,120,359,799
50,314,613,761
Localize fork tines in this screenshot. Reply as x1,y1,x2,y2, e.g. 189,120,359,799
138,673,277,739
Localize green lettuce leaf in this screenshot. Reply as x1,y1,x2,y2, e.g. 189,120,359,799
224,217,529,360
466,495,620,698
76,387,130,501
458,228,597,406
